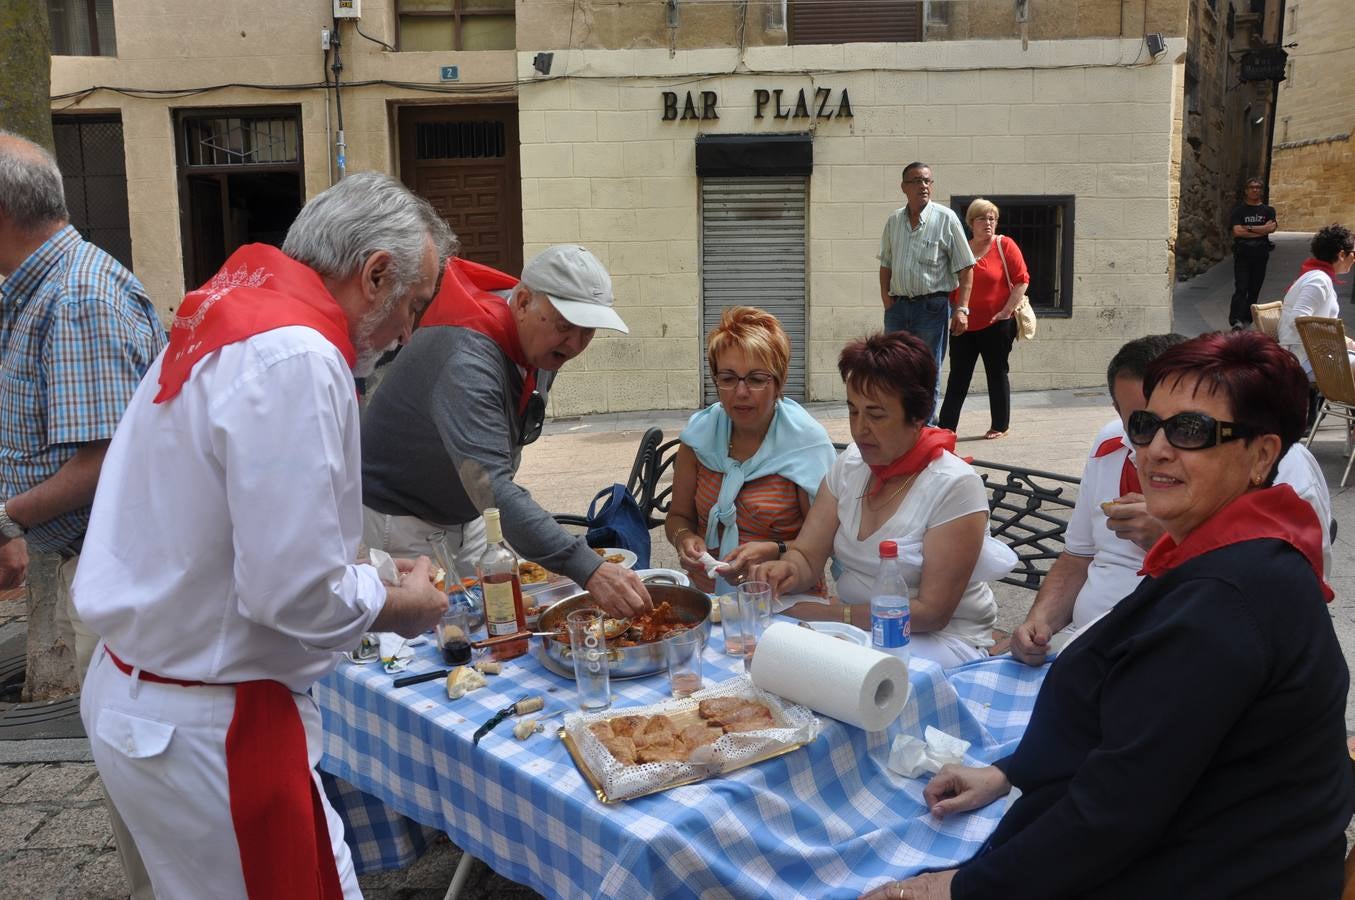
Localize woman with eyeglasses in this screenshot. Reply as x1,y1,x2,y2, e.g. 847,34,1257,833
937,198,1029,440
752,331,1010,668
1277,223,1355,377
665,307,836,593
864,330,1351,900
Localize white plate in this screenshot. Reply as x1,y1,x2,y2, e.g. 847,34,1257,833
596,547,638,568
805,621,871,647
635,567,689,587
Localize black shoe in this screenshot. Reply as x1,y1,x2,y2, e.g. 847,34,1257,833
1230,322,1248,332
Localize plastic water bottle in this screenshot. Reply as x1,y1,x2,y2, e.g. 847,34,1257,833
871,540,911,667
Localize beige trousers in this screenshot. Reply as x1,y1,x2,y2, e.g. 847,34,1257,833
43,551,155,900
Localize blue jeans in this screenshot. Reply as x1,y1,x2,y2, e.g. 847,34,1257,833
884,293,950,423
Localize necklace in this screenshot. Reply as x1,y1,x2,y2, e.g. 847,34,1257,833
860,470,920,507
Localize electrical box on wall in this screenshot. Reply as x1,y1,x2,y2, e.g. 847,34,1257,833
334,0,360,19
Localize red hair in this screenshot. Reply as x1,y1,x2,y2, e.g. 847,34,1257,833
1143,330,1308,465
838,331,937,424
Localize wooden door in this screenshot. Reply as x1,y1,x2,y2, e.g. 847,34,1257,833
398,104,522,276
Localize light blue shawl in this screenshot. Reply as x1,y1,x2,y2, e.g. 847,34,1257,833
679,398,837,558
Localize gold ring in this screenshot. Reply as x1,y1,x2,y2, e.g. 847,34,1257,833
892,883,905,900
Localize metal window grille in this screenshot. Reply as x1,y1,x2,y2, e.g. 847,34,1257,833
951,196,1076,317
182,116,299,167
788,0,922,44
52,115,133,270
415,121,506,160
48,0,116,56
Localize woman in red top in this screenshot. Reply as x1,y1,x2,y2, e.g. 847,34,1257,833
937,199,1030,440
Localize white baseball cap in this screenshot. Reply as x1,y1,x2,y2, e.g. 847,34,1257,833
520,245,629,334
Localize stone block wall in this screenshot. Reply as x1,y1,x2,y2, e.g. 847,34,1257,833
1270,135,1355,231
518,39,1182,416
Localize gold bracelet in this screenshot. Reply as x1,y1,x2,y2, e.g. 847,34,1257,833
841,603,853,624
672,527,693,547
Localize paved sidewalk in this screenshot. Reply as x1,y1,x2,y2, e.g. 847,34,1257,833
4,240,1353,896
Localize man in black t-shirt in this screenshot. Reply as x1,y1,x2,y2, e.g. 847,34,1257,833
1228,178,1277,328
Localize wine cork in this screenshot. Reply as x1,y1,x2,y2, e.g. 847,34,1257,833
514,696,545,715
513,718,540,740
474,660,502,676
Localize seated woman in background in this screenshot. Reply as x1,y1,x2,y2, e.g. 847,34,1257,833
1278,223,1355,375
754,331,1004,668
866,330,1352,900
665,306,836,592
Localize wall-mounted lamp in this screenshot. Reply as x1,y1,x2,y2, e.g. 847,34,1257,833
1145,32,1167,58
532,52,553,76
1252,115,1265,126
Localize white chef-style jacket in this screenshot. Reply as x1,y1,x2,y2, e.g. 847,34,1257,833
75,325,383,899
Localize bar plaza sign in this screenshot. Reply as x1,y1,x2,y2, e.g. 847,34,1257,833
660,88,853,122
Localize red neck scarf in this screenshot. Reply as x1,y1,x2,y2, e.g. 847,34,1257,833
1093,435,1142,495
156,245,354,403
867,427,956,494
419,257,535,415
1140,484,1333,602
1290,257,1337,292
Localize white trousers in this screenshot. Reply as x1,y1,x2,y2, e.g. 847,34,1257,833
361,506,486,577
908,631,988,669
80,645,361,900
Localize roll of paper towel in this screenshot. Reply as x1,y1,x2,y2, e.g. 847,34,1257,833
749,621,910,732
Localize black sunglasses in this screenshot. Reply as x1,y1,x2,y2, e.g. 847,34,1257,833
519,390,546,446
1127,410,1261,450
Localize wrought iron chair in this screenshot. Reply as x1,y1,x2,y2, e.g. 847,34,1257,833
553,426,680,531
1296,315,1355,487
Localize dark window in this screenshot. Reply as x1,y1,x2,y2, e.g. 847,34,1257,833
414,121,506,159
48,0,116,56
397,0,514,51
950,195,1076,317
175,108,305,291
52,114,132,269
789,0,922,44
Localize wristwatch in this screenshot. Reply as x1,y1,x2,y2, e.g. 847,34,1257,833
953,306,970,315
0,503,25,540
775,539,787,557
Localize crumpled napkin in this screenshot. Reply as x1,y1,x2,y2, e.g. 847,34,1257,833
696,550,729,580
887,726,972,778
367,549,417,672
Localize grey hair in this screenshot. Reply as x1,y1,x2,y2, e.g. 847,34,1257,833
0,129,69,230
282,171,457,302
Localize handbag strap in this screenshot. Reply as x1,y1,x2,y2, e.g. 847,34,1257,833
587,484,627,522
996,234,1013,290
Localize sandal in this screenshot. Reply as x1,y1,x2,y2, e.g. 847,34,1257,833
984,429,1008,440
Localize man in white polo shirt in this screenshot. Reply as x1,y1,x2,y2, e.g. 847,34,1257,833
878,162,976,421
1011,332,1333,665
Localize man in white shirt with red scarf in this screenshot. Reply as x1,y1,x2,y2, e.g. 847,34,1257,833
74,172,453,899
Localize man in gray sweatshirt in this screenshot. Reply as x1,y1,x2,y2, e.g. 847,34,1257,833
361,245,651,616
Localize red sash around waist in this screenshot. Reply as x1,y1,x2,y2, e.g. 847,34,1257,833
104,647,343,900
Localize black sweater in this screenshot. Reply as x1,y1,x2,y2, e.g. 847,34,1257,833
952,538,1353,899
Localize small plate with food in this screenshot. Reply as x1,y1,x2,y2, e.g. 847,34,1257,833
594,547,638,568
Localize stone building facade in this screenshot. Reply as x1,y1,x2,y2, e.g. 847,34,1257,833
1172,0,1283,280
49,0,1192,415
1269,0,1355,231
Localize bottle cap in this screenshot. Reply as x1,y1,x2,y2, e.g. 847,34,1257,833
878,540,898,559
483,507,502,543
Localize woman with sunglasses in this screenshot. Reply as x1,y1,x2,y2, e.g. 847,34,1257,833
666,307,836,593
865,330,1351,900
753,331,1010,668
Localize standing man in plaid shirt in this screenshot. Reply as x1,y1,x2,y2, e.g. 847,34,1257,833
0,130,164,897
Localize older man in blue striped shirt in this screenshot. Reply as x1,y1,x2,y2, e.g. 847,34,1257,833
878,162,976,423
0,130,163,898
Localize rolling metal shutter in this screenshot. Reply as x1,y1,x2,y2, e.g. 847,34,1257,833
788,0,923,44
700,176,808,404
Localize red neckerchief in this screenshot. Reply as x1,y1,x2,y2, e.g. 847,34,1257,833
420,258,535,416
156,245,354,403
1289,258,1337,292
1139,484,1333,602
867,427,957,495
1093,435,1141,494
103,650,343,899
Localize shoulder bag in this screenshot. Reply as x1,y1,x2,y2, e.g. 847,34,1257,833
584,483,651,569
997,235,1038,341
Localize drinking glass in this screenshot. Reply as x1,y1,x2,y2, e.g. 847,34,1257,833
738,581,772,672
566,609,612,711
665,629,704,698
718,594,744,656
436,604,472,667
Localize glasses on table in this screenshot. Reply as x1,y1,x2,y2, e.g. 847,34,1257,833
714,371,776,392
518,390,546,445
1126,410,1261,450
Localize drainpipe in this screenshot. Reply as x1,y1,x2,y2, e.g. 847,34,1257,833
331,13,347,180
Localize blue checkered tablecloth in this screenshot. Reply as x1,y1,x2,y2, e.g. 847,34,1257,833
316,629,1047,898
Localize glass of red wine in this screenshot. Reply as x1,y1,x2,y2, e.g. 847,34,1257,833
437,605,473,667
